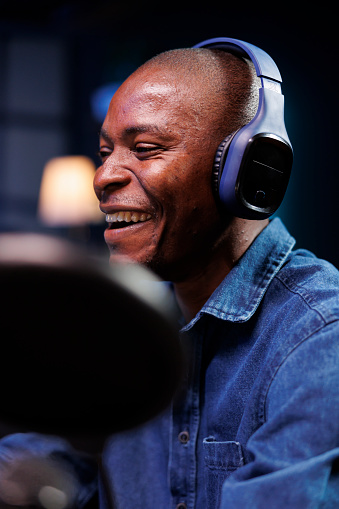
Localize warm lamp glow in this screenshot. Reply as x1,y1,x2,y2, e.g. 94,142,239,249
38,156,103,226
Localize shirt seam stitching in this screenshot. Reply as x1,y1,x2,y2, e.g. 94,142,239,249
275,273,338,324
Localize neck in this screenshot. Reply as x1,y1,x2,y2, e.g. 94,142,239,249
173,219,268,323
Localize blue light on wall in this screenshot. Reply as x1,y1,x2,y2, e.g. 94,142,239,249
90,82,122,123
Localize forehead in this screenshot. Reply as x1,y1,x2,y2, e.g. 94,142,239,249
103,70,199,135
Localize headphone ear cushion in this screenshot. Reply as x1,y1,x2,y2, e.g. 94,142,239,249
212,130,239,197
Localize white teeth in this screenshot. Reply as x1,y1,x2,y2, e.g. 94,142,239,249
105,211,151,224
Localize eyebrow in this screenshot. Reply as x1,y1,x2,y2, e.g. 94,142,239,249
125,124,165,135
99,127,113,142
99,124,172,142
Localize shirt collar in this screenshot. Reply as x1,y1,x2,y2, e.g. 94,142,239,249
182,218,295,330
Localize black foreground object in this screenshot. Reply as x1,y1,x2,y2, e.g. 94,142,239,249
0,233,182,445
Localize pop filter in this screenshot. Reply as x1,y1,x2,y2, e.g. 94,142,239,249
0,233,182,448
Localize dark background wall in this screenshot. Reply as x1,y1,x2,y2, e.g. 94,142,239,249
0,1,337,267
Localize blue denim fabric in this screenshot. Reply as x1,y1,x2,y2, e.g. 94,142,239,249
101,218,339,508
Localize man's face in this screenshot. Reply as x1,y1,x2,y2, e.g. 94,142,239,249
94,68,226,281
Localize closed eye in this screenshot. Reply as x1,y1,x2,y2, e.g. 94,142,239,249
97,149,112,162
134,144,163,159
136,146,156,152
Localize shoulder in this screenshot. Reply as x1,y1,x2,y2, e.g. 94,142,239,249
259,249,339,418
274,248,339,324
261,248,339,346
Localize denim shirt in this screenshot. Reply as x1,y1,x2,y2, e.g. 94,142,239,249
100,218,339,508
0,218,338,508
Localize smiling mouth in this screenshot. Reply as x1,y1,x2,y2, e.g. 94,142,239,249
106,211,152,229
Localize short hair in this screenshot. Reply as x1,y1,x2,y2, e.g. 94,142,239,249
138,47,260,139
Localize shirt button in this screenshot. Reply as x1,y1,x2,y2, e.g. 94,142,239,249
176,504,187,509
178,431,190,444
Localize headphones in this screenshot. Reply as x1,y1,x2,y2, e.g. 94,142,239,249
193,37,293,219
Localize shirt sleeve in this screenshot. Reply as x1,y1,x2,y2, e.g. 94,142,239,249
0,432,98,508
219,320,339,508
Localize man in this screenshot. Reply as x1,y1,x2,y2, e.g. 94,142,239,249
1,42,338,508
94,47,263,321
92,45,339,508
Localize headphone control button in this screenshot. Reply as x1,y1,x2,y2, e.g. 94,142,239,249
254,190,266,206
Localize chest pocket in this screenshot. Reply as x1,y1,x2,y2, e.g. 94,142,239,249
203,437,244,509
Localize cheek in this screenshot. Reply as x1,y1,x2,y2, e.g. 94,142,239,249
143,149,220,242
161,181,220,251
153,151,215,208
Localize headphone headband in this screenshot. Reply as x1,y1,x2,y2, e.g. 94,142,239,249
194,37,282,82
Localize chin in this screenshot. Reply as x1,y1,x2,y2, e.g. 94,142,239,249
109,252,139,267
107,246,153,270
106,244,182,282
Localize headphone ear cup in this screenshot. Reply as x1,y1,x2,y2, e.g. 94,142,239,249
212,130,239,198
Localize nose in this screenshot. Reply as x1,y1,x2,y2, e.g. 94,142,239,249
93,158,132,201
